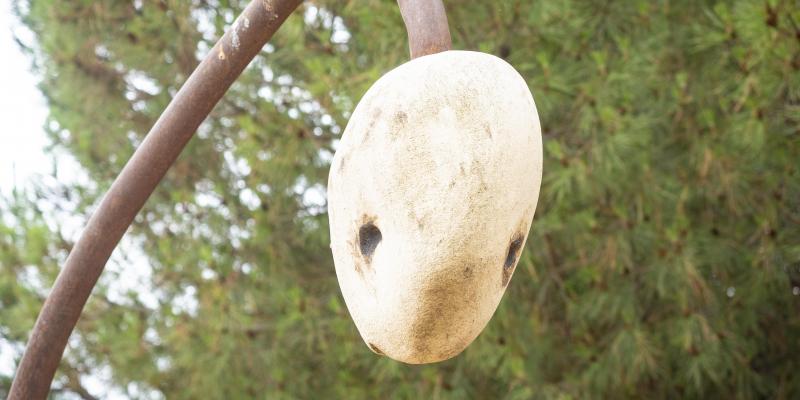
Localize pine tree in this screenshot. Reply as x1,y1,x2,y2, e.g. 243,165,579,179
1,0,799,398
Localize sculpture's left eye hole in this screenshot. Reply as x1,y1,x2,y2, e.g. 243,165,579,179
504,236,523,269
358,222,382,259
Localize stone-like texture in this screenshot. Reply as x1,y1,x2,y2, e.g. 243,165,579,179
328,50,543,364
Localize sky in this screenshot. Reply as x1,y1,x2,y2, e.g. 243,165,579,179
0,0,47,384
0,0,49,198
0,0,47,373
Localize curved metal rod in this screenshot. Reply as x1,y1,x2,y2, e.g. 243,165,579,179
9,0,450,398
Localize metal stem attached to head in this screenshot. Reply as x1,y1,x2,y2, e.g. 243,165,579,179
8,1,451,398
398,0,453,59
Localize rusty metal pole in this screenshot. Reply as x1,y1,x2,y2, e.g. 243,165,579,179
8,1,301,398
398,0,452,59
9,0,451,398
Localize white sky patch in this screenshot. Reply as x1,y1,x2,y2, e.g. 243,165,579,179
103,235,160,310
331,16,351,44
304,5,351,48
173,284,199,316
0,339,21,376
239,187,261,210
0,0,53,378
302,183,327,212
125,70,162,97
0,0,49,198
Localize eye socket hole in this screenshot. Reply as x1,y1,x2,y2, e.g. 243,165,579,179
504,237,523,269
358,222,381,258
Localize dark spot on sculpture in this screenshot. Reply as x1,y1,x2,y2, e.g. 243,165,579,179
394,111,408,127
462,265,473,279
502,234,524,286
470,159,488,192
368,342,384,356
484,123,492,139
352,259,364,275
348,236,367,276
358,221,381,259
363,109,382,143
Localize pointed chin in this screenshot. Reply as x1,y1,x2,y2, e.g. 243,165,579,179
336,237,508,364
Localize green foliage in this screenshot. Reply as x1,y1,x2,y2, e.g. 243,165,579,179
2,0,799,398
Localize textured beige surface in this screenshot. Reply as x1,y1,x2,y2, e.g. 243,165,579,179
327,50,543,364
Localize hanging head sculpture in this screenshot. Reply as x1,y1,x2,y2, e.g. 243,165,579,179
327,0,543,363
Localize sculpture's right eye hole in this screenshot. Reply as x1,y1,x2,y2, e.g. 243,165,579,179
504,236,523,270
358,222,382,258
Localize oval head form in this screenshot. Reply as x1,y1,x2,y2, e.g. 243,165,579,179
328,50,543,364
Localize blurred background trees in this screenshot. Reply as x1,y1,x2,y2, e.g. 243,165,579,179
1,0,799,398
